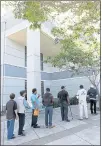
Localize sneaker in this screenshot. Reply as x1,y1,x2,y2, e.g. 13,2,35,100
46,126,48,128
79,118,83,120
33,125,40,128
85,118,88,120
49,125,55,129
94,113,98,115
66,119,70,122
18,133,25,136
11,136,16,139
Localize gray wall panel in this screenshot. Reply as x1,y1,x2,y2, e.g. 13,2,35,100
4,64,93,80
4,64,26,78
41,72,52,80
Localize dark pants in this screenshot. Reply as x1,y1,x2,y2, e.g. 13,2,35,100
60,101,68,121
90,100,96,114
45,106,53,127
18,113,25,135
31,109,38,127
7,119,15,139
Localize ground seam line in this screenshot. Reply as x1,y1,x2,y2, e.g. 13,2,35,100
74,133,93,145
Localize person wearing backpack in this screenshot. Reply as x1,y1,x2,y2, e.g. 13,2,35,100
87,85,98,114
57,86,70,122
42,88,55,128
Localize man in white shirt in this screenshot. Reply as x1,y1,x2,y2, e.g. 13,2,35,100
76,85,88,120
17,90,26,136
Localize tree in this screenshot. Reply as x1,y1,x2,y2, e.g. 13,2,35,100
45,1,100,109
4,1,100,109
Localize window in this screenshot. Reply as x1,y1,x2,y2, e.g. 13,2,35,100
25,80,27,91
40,53,43,71
41,81,44,97
25,46,27,67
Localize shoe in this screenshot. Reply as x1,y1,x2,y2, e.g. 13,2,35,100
79,118,83,120
11,136,16,139
33,125,40,128
45,125,48,128
18,133,26,136
94,113,98,115
85,118,88,120
49,125,55,129
66,119,70,122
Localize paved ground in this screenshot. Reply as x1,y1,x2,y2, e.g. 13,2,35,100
1,105,100,145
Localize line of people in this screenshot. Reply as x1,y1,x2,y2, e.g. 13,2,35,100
5,84,98,140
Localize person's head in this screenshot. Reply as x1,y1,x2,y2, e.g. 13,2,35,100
80,85,84,89
20,90,26,97
61,86,65,90
32,88,37,94
46,88,50,92
10,93,15,100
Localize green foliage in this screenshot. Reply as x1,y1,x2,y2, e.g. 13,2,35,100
4,1,100,70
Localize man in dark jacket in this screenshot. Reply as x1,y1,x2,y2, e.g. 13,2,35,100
87,85,98,114
42,88,55,128
57,86,70,122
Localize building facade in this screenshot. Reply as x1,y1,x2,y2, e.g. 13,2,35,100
1,12,94,111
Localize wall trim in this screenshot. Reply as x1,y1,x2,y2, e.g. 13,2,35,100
3,76,26,80
4,63,27,69
41,76,89,81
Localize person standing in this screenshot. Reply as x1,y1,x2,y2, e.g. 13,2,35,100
57,86,70,122
76,85,88,120
6,93,18,140
42,88,55,128
31,88,40,128
17,90,26,136
87,85,98,114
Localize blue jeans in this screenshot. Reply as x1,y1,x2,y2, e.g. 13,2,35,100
45,106,53,127
7,119,15,139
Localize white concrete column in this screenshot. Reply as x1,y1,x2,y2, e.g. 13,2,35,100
27,28,41,105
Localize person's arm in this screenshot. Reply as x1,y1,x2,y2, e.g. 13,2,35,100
66,92,69,104
51,95,54,103
6,104,7,114
76,91,79,99
14,102,18,120
57,93,59,98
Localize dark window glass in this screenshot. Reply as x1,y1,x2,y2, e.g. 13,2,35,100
41,81,44,97
25,80,27,90
25,46,27,67
40,53,43,71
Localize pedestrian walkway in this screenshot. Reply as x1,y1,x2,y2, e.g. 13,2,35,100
1,105,100,145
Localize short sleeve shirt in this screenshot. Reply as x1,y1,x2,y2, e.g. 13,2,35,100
6,100,17,120
77,89,87,103
58,90,69,102
31,94,40,109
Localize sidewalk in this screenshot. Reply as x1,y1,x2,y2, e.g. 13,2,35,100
1,105,100,145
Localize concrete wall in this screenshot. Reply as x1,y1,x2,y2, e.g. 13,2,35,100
5,38,25,67
2,38,26,107
3,77,25,106
43,76,91,98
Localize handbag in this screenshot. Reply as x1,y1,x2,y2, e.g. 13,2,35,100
33,109,39,116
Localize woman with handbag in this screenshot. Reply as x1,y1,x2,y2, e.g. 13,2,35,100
31,88,40,128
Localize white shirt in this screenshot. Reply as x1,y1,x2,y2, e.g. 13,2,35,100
17,96,25,113
76,89,87,103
